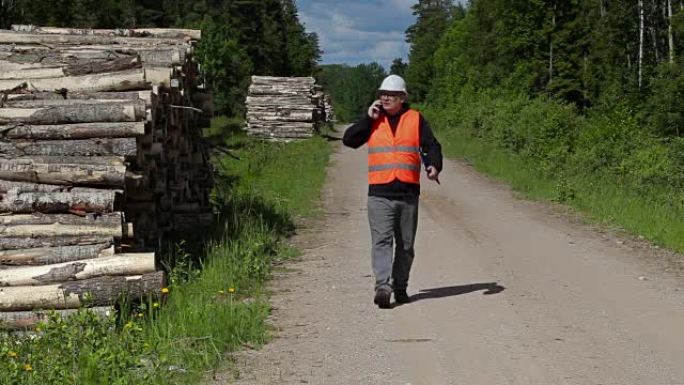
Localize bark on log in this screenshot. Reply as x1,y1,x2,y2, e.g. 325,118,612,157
0,244,114,266
5,91,153,107
0,101,146,124
0,69,147,93
0,138,137,157
11,25,201,40
0,185,118,214
0,306,113,330
0,57,140,79
0,156,127,186
0,235,114,250
0,252,155,286
0,212,123,239
3,99,135,107
0,122,146,140
0,31,189,46
0,271,164,311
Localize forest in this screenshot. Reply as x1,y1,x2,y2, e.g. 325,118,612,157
319,0,683,250
0,0,321,116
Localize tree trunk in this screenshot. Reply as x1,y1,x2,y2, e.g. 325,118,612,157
669,0,675,62
0,138,137,157
0,243,114,266
0,156,128,186
0,101,146,124
0,252,155,286
0,184,118,213
639,0,645,89
0,271,164,311
0,306,112,330
652,0,660,62
0,122,145,140
0,212,123,239
0,69,147,93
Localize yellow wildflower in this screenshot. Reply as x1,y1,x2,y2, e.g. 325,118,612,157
161,287,170,294
7,351,17,358
228,287,235,293
217,290,225,294
137,313,144,318
22,364,32,372
152,302,160,308
124,321,134,329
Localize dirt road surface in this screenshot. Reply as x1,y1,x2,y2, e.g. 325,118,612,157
217,139,684,385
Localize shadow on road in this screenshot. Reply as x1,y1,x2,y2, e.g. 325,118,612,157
410,282,505,302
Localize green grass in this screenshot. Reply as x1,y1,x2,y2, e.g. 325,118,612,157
0,122,331,384
428,109,684,253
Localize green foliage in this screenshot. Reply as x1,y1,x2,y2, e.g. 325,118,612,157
404,0,462,102
316,63,387,122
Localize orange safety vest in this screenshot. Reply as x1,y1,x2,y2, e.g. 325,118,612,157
368,109,421,185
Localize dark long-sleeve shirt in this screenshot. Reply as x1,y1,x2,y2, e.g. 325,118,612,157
342,104,443,198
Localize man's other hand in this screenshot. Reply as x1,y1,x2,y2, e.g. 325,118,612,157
426,166,440,184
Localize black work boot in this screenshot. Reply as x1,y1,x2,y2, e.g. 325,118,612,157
394,289,411,304
374,287,391,309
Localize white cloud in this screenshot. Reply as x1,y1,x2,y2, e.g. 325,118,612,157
297,0,416,69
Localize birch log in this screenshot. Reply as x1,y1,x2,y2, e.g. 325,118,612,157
12,25,202,40
0,138,137,157
0,244,114,266
0,101,146,124
0,306,113,330
0,69,148,93
0,235,114,250
0,271,164,311
0,156,128,186
0,212,123,239
0,253,155,286
0,31,189,46
0,186,118,213
0,57,140,79
0,122,146,140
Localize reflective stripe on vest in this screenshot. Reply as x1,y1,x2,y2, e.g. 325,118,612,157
367,109,421,185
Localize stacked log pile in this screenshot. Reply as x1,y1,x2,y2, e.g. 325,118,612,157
0,25,213,329
245,76,332,140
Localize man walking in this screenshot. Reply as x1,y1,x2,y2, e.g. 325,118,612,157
342,74,443,308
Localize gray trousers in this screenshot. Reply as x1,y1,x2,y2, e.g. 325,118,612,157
367,196,419,291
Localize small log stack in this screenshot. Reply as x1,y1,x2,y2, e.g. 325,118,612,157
245,76,333,140
0,25,214,329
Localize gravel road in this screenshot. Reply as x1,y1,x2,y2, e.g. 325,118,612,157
216,138,684,385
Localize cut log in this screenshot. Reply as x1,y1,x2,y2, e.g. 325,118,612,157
0,57,141,79
144,67,174,86
0,212,123,239
0,306,113,330
0,235,114,250
0,31,189,46
0,122,146,140
0,138,137,157
0,271,164,311
0,185,118,213
0,156,127,186
0,69,147,93
0,244,114,266
0,252,155,286
0,101,146,125
5,91,153,107
12,25,201,40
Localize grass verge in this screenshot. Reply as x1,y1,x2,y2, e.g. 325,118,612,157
425,105,684,253
0,125,331,385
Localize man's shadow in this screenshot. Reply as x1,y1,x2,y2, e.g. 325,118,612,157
409,282,505,302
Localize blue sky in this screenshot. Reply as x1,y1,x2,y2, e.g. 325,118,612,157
297,0,419,70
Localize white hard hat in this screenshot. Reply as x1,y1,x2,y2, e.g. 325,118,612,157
378,74,407,94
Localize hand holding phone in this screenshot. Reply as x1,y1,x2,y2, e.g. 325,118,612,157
368,99,383,119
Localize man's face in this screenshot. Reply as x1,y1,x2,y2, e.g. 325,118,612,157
378,91,406,114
